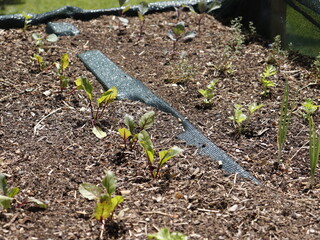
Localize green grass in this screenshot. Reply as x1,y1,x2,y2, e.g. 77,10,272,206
0,0,172,15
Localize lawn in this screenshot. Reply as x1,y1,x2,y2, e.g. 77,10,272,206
0,0,172,14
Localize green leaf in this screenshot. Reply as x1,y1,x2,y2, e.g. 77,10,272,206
46,33,58,42
167,30,176,41
159,146,183,167
75,77,93,101
138,1,149,16
148,227,188,240
138,111,155,130
198,89,207,97
32,33,41,41
122,5,131,14
97,87,117,107
28,197,47,209
248,102,264,115
102,171,116,197
79,183,103,200
61,53,69,71
22,12,32,19
118,128,132,141
124,114,135,133
60,76,69,88
33,54,43,64
181,31,197,41
207,1,221,13
7,187,19,198
198,0,207,13
0,173,8,195
138,130,155,164
0,195,13,209
173,22,185,37
92,126,107,139
94,195,124,221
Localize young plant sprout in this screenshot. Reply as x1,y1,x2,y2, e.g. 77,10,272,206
167,22,196,54
198,79,218,105
260,65,277,96
21,12,32,32
0,173,46,210
75,77,117,138
137,1,149,36
183,0,221,33
79,171,124,223
117,0,130,30
148,227,188,240
308,116,320,187
32,33,58,53
229,102,263,134
54,53,70,91
138,130,183,179
31,53,46,71
302,98,318,121
277,80,292,163
118,111,155,149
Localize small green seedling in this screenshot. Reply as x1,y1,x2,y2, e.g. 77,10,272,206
118,111,154,149
260,65,277,96
167,22,196,54
308,116,320,187
117,0,130,30
148,227,188,240
137,1,149,36
229,102,263,134
54,53,70,91
75,77,117,138
0,173,46,210
31,53,46,71
21,12,32,32
79,170,124,222
230,17,245,52
302,98,318,121
183,0,221,32
138,130,183,179
198,79,218,105
32,33,58,53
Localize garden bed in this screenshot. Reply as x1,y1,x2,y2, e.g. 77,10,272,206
0,8,320,239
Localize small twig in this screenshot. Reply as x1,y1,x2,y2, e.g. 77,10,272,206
33,108,62,135
3,213,19,228
142,211,174,217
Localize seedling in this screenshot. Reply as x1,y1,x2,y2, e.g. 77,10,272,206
260,65,277,96
308,116,320,187
167,22,196,54
137,1,149,36
32,33,58,53
54,53,70,91
198,79,218,105
229,102,263,134
79,170,124,222
118,111,154,149
312,52,320,81
21,12,32,32
75,77,117,138
277,80,292,163
183,0,221,32
138,130,183,179
117,0,130,30
230,17,245,52
0,173,46,210
148,227,188,240
31,53,46,71
301,98,318,121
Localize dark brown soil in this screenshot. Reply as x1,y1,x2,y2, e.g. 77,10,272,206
1,9,320,240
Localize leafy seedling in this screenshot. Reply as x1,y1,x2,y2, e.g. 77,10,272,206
118,111,154,149
137,1,149,36
54,53,70,91
148,227,188,240
79,170,124,223
32,33,58,53
229,102,263,134
198,79,218,105
0,173,46,210
302,98,318,121
21,12,32,32
117,0,130,30
229,17,245,52
75,77,117,138
31,53,46,71
183,0,221,32
167,22,196,54
138,130,183,179
260,65,277,96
